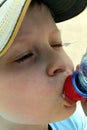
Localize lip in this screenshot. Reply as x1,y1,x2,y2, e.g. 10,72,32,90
62,94,76,107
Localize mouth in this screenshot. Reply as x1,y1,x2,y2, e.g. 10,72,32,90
62,94,76,107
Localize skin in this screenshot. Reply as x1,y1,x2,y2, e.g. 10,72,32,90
81,100,87,115
0,2,76,130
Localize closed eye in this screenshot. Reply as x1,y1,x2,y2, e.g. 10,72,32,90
15,53,34,63
51,43,62,48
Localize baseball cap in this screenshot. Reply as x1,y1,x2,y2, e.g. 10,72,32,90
0,0,86,57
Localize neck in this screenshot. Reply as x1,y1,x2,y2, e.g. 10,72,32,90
0,116,48,130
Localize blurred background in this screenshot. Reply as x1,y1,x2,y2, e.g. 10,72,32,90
57,8,87,68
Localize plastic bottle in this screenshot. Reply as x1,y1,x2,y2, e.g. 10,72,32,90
63,50,87,104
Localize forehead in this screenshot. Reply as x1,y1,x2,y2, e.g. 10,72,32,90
13,3,61,42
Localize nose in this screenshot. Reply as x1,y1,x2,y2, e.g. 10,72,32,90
47,61,66,76
46,53,66,76
46,51,74,77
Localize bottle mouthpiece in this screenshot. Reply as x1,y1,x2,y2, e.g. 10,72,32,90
63,50,87,104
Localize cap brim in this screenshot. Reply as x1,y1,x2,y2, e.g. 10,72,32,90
42,0,87,22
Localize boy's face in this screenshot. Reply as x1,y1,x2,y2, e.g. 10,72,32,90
0,3,76,124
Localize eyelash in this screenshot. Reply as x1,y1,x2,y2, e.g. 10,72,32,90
51,43,62,48
15,53,33,63
15,43,62,63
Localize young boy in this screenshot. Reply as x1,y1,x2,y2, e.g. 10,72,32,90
0,0,87,130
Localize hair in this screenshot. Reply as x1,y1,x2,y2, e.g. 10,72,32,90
30,0,42,6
